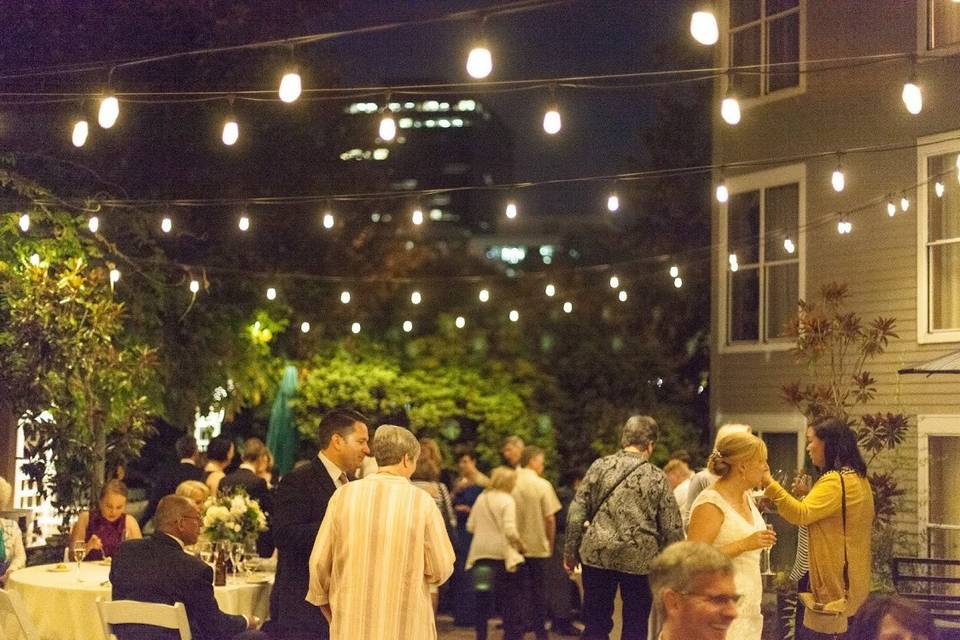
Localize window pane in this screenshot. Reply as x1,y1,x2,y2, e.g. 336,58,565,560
728,190,760,264
768,12,800,92
766,262,799,338
731,26,761,98
731,0,761,27
927,154,960,243
764,183,799,259
929,0,960,50
729,268,760,342
930,243,960,331
930,436,960,528
767,0,799,15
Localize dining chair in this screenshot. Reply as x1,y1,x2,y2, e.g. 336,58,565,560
0,588,40,640
96,598,192,640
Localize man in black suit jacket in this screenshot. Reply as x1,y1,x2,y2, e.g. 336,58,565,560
220,438,274,557
269,409,369,640
140,435,203,527
111,495,260,640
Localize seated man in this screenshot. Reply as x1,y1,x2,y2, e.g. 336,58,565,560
111,495,262,640
648,541,739,640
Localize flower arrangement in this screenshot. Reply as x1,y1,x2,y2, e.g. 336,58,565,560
201,487,267,543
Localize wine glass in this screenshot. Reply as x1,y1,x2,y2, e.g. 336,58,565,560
230,542,246,576
72,541,87,580
760,521,776,576
198,542,214,568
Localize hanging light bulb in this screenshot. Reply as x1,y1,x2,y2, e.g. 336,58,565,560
508,309,519,322
109,268,121,284
18,213,30,232
783,238,796,254
351,322,362,334
690,10,719,45
88,216,100,233
901,196,910,212
935,181,945,198
222,118,239,146
837,219,852,235
902,79,923,115
411,291,422,305
607,193,620,212
455,316,466,329
609,275,620,289
728,253,739,272
278,70,302,103
266,287,277,300
189,279,200,293
669,265,680,278
98,95,119,129
887,200,897,217
545,284,556,297
403,320,413,333
322,213,335,229
411,208,424,225
721,95,741,125
505,202,518,219
542,106,562,135
238,215,250,231
831,165,845,192
379,113,397,142
29,253,41,266
466,44,493,79
478,288,490,302
161,217,173,233
674,277,684,288
563,301,573,313
300,321,311,333
340,291,351,304
71,119,89,147
716,181,729,203
617,290,627,302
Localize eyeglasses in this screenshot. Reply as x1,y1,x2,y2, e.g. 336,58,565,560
680,592,743,607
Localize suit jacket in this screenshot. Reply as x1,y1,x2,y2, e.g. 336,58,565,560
110,534,247,640
141,462,203,526
270,457,337,637
219,468,275,558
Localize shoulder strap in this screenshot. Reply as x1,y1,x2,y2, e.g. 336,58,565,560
587,459,646,524
839,471,849,594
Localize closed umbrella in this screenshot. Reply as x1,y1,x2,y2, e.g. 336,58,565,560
266,364,299,476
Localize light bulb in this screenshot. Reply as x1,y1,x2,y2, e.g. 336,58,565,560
411,208,424,225
161,217,172,233
609,275,620,289
98,95,119,129
618,290,628,302
784,238,796,254
545,284,556,297
728,253,738,265
340,291,351,304
466,45,493,79
607,194,620,212
300,321,310,333
674,277,684,288
730,261,739,272
716,182,729,203
901,196,910,212
379,115,396,142
322,213,335,229
887,201,897,217
411,291,422,305
351,322,361,334
543,108,561,135
71,120,89,147
455,316,466,328
690,11,719,45
563,301,573,313
837,220,852,235
18,213,29,232
88,216,100,233
109,268,121,284
831,167,845,192
278,72,302,103
266,287,277,300
29,253,40,266
403,320,413,333
238,215,250,231
721,96,741,125
902,81,922,115
222,119,239,146
478,288,490,302
505,202,518,219
189,279,200,293
669,265,679,278
508,309,519,322
935,181,945,198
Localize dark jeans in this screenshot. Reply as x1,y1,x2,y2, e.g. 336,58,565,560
474,559,523,640
519,557,550,637
581,564,652,640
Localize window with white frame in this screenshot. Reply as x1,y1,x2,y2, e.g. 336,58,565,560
728,0,802,99
927,0,960,50
918,415,960,558
723,165,803,346
918,135,960,342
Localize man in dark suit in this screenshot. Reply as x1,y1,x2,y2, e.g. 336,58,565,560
268,408,369,640
140,435,203,527
220,438,274,557
111,495,261,640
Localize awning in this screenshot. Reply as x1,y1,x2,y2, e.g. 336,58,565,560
898,349,960,375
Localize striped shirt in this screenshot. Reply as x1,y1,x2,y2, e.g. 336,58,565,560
306,473,456,640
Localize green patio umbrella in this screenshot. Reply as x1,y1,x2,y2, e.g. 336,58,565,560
266,364,299,476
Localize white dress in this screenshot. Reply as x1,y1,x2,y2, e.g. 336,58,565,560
690,488,764,640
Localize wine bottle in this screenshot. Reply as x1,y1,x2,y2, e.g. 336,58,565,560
214,543,227,586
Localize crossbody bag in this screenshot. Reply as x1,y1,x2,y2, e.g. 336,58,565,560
583,459,647,529
798,471,849,617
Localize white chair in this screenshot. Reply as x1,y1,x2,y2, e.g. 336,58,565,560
0,588,40,640
96,598,192,640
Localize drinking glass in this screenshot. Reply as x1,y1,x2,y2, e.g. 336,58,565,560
231,542,246,576
760,522,776,576
198,542,214,568
72,541,87,580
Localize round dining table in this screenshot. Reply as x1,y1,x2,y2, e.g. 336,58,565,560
8,562,273,640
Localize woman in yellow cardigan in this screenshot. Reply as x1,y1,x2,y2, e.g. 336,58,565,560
761,418,875,639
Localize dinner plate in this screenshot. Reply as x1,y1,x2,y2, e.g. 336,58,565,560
47,565,72,572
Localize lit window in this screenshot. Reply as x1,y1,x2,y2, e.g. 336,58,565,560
928,0,960,50
919,138,960,341
456,99,477,111
423,100,440,112
398,118,414,129
372,148,389,160
500,247,527,264
429,208,443,220
728,0,801,98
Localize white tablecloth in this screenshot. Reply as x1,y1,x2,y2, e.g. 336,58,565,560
8,563,272,640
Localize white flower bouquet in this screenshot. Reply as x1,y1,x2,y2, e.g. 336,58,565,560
202,487,267,543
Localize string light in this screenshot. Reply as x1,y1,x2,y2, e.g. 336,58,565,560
618,290,628,302
902,59,922,115
720,94,741,126
221,118,239,146
783,238,796,254
690,10,719,45
715,180,729,203
508,309,519,322
379,100,397,142
238,215,250,231
88,216,100,233
29,253,41,266
673,277,683,288
831,156,845,192
109,268,121,284
266,287,277,300
728,253,739,272
545,284,556,297
543,104,562,135
71,119,89,147
935,181,945,198
18,213,29,232
189,279,200,293
278,70,302,103
340,290,351,304
403,320,413,332
410,291,422,305
322,212,335,229
900,195,910,212
478,288,490,302
837,218,852,234
505,202,518,219
98,94,119,129
455,316,466,328
300,321,310,333
669,265,679,278
411,207,424,225
466,44,493,79
609,275,620,289
351,322,361,334
606,193,620,212
887,200,897,217
563,301,573,313
161,216,173,233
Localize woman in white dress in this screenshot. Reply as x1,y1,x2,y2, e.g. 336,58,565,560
687,432,777,640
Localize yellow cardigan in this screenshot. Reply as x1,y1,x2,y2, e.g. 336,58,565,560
764,470,874,634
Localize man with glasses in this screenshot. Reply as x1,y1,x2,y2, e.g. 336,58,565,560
111,495,262,640
648,541,739,640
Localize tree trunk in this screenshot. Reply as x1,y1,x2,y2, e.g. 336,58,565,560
91,410,106,507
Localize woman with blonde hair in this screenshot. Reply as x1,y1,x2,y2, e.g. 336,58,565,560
688,432,776,640
175,479,211,510
70,479,142,560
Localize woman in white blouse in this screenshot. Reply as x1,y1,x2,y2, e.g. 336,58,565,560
0,477,26,586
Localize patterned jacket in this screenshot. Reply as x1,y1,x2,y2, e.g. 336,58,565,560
564,450,683,575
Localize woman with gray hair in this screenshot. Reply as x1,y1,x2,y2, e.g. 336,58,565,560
564,415,684,640
0,477,26,586
307,425,455,640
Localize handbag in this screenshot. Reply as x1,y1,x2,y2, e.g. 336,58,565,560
798,471,849,618
583,459,647,529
